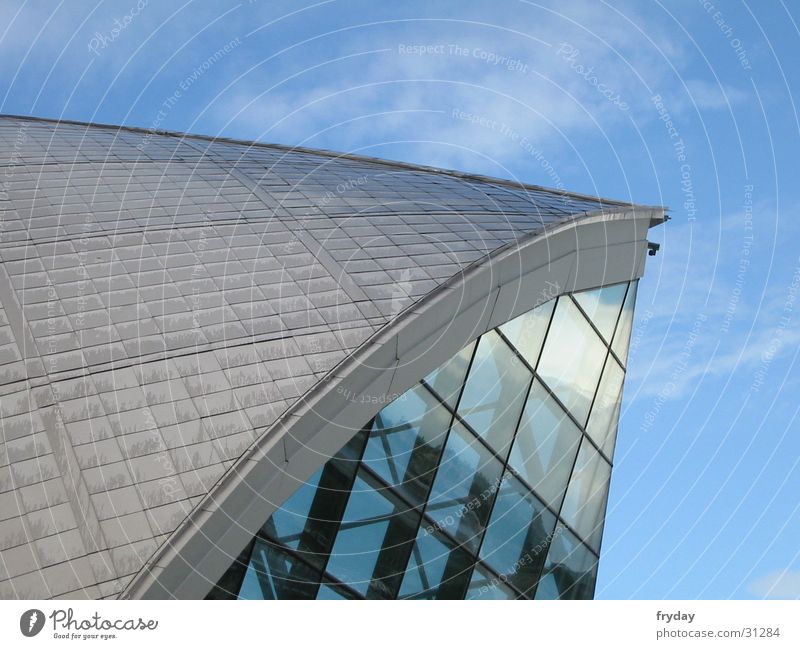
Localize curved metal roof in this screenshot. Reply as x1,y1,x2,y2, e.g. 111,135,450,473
0,115,664,599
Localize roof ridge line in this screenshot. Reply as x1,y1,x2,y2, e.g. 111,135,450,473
0,113,663,211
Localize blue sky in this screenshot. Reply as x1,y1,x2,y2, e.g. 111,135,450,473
1,0,798,599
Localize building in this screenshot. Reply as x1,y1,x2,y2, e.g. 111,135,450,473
0,115,665,599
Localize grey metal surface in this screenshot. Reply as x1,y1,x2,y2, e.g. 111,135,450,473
0,115,663,599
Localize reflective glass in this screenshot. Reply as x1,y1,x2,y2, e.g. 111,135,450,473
535,524,598,600
316,583,356,599
457,330,532,455
398,527,472,599
362,384,450,506
572,283,627,343
465,564,517,599
210,279,631,600
536,297,607,425
479,472,557,596
612,281,638,363
560,439,611,551
262,430,365,569
423,340,475,407
238,539,319,599
426,422,504,552
586,357,625,458
498,299,555,368
262,469,322,550
507,380,582,510
324,471,419,598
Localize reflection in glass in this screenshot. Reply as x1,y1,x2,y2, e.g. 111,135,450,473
423,341,475,407
458,330,531,455
572,283,628,343
398,527,472,599
507,380,582,510
262,469,322,551
211,281,634,600
536,297,607,425
426,422,503,552
362,384,450,506
466,564,516,599
316,583,355,599
479,472,556,596
262,430,366,570
535,524,598,599
560,439,611,552
498,299,555,368
586,357,625,458
238,539,319,599
324,471,419,598
612,281,638,363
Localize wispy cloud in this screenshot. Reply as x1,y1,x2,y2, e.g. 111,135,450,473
749,570,800,599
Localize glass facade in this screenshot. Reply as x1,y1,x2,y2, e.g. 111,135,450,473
207,281,637,600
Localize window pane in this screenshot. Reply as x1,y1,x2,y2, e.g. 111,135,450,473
612,281,638,363
498,299,555,368
479,472,557,596
262,429,366,570
572,283,627,343
426,422,504,553
423,340,476,408
465,564,517,599
316,583,356,599
238,539,319,599
507,380,582,511
560,439,611,552
398,527,472,599
263,469,322,550
586,357,625,458
324,471,419,598
535,525,598,600
362,384,450,506
458,330,532,455
536,297,607,425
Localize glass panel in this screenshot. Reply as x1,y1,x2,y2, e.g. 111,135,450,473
457,330,532,455
423,340,476,408
535,524,598,600
262,430,366,570
425,422,504,553
507,380,582,511
398,527,472,599
465,564,517,599
560,439,611,552
324,471,419,598
572,283,628,343
586,357,625,458
479,472,557,596
536,297,607,425
262,469,322,550
362,384,450,506
612,281,638,363
498,299,555,368
316,582,356,599
238,539,319,599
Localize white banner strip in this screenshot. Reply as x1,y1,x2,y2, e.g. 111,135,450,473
1,600,796,648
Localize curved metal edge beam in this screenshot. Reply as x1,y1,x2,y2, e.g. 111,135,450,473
121,207,664,599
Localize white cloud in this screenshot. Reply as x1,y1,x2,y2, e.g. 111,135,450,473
684,79,748,110
209,0,685,175
749,570,800,599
